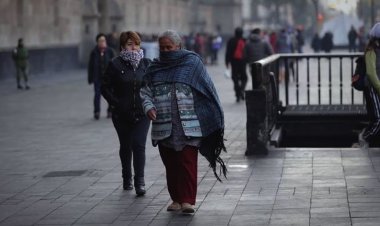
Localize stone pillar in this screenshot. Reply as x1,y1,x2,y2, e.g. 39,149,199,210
79,0,100,66
245,63,269,156
98,0,109,33
245,89,268,156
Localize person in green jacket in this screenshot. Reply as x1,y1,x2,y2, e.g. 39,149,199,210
359,23,380,147
12,38,30,90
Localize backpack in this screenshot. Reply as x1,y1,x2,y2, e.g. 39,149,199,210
351,56,366,91
233,39,245,60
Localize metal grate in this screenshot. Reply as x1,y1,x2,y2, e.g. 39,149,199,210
282,104,367,116
43,170,87,178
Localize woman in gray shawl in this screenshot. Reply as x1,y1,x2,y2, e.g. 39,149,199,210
140,30,227,214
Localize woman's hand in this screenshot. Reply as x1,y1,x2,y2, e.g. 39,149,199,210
147,108,157,121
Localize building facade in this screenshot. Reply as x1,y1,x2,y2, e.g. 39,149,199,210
0,0,242,79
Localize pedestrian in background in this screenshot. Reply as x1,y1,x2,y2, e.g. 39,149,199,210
269,31,277,53
225,27,248,102
101,31,151,196
243,28,273,88
211,33,223,65
88,33,115,120
141,30,227,214
348,26,358,52
277,29,292,81
359,23,380,147
321,32,334,53
12,38,30,90
311,33,321,53
296,27,305,53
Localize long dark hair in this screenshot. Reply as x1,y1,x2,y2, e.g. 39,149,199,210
365,37,380,52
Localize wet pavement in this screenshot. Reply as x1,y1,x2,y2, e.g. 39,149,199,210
0,62,380,226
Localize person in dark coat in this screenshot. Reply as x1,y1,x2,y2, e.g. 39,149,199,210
311,33,321,53
12,38,30,90
296,28,305,53
243,28,273,88
88,33,115,120
225,27,248,102
321,32,334,53
101,31,151,196
348,26,358,52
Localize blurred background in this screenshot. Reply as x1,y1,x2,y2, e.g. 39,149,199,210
0,0,378,79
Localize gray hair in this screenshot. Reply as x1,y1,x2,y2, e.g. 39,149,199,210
158,30,182,47
370,22,380,39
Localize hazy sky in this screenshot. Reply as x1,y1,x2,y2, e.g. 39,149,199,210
321,0,359,14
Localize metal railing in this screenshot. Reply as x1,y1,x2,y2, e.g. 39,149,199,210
246,52,365,154
253,53,364,106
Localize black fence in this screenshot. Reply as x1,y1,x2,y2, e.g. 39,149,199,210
245,53,366,154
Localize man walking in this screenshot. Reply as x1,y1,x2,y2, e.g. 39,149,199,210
244,28,273,88
12,38,30,90
88,33,115,120
348,26,358,52
225,27,248,102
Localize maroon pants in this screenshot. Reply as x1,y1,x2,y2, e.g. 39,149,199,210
159,145,198,205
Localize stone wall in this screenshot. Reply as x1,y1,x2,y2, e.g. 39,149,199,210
0,0,242,79
0,0,82,49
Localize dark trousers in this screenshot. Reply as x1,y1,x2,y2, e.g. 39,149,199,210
16,67,28,86
159,145,198,205
94,81,111,114
112,113,150,185
364,87,380,144
211,49,218,64
231,60,248,100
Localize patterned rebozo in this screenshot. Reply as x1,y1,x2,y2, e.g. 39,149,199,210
140,49,227,182
141,81,202,141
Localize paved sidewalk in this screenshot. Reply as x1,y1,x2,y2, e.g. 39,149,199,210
0,64,380,226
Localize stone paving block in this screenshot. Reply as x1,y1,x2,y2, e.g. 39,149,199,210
36,215,79,225
270,208,309,220
313,157,342,166
341,149,369,157
269,217,309,225
313,166,344,179
346,178,380,188
0,178,39,194
310,207,350,218
310,217,351,226
313,179,346,188
279,178,313,188
352,217,380,226
350,211,380,218
0,215,45,226
188,215,231,226
274,197,311,209
0,206,22,223
311,198,348,208
229,214,270,226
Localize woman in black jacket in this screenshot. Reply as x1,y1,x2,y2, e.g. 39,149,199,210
101,31,151,196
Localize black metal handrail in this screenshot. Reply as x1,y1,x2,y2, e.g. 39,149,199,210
252,53,364,107
245,52,365,155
